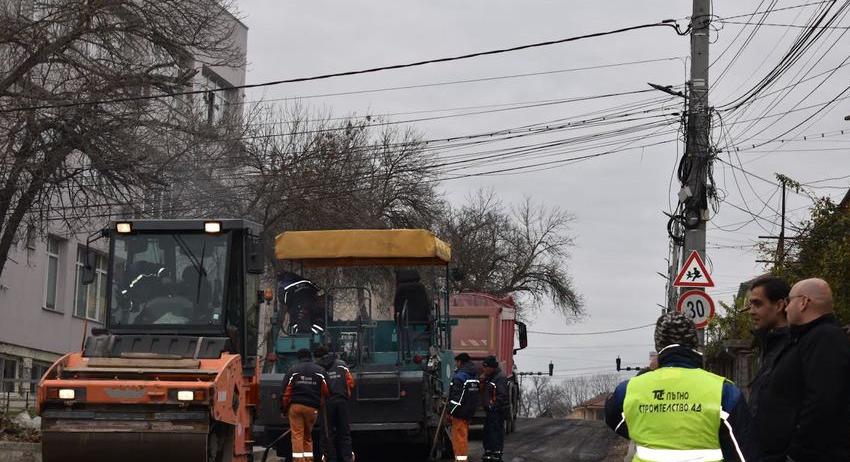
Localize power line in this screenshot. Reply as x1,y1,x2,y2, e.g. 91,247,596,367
0,21,686,114
238,57,686,105
528,323,655,336
718,20,850,29
718,0,848,112
718,0,834,21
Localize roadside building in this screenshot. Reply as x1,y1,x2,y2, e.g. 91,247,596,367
0,5,248,405
568,393,609,421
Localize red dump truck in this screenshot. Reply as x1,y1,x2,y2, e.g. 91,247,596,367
449,293,527,433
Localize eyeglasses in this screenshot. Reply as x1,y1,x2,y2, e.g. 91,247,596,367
787,294,808,303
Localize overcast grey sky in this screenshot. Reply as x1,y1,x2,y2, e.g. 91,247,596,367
239,1,850,377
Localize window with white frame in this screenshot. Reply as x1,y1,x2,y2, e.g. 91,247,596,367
43,236,62,311
198,68,236,125
74,246,107,323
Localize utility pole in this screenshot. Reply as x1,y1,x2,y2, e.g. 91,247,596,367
759,174,801,267
681,0,712,346
779,179,786,264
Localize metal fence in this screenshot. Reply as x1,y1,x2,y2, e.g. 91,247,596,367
1,378,40,417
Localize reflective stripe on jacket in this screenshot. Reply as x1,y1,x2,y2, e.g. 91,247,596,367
449,362,480,419
283,358,330,410
624,366,724,461
482,368,509,413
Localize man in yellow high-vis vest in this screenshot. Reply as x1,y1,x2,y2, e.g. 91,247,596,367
605,312,756,462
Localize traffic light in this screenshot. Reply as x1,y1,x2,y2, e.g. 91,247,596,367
616,356,622,372
548,361,554,376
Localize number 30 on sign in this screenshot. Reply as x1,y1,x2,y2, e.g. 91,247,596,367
676,290,715,329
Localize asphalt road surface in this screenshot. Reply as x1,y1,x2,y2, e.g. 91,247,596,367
257,418,628,462
468,419,628,462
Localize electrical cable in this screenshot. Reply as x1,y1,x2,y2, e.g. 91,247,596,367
0,21,688,113
237,57,686,105
718,0,834,21
718,20,850,28
528,323,655,336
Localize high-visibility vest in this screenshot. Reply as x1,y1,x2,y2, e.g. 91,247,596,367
622,367,726,462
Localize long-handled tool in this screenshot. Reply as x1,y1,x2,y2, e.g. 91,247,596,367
262,429,292,462
429,399,449,461
321,399,332,462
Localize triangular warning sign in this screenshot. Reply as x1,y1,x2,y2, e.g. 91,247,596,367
673,251,715,288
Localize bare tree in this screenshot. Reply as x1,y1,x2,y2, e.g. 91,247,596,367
232,105,443,251
0,0,244,278
440,190,583,319
521,376,569,418
520,373,620,418
560,373,620,411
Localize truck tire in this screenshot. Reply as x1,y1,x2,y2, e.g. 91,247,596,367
506,381,519,434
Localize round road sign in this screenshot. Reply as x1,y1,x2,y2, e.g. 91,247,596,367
676,290,715,329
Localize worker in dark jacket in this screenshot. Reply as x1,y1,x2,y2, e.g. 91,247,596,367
744,275,790,456
605,312,757,462
449,353,479,462
756,278,850,462
315,346,355,462
283,349,330,462
480,355,509,462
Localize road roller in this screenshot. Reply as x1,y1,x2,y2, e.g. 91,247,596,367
37,219,266,462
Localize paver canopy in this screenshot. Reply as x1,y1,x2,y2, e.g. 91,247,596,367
275,229,451,267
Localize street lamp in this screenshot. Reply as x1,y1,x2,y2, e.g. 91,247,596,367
648,82,687,99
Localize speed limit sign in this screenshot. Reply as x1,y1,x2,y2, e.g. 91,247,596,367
676,290,715,329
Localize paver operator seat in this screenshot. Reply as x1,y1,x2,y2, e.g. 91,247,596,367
394,269,431,325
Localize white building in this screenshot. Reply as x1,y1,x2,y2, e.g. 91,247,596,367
0,6,248,397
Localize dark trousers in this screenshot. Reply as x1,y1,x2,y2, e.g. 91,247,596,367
482,411,504,461
322,397,353,462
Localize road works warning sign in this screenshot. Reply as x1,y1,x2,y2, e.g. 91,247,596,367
673,251,715,288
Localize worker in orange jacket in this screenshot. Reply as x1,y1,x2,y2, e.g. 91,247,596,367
283,348,330,462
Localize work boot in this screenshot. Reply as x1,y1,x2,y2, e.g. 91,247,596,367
482,451,502,462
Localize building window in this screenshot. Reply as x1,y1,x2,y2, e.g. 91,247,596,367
43,236,62,311
30,361,51,393
0,355,18,393
198,68,235,125
74,246,107,323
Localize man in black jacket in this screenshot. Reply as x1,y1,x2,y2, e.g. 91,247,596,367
449,353,479,462
315,346,355,462
480,356,508,462
758,278,850,461
746,276,790,431
283,349,330,462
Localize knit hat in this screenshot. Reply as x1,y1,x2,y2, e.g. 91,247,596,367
654,312,698,352
482,356,499,368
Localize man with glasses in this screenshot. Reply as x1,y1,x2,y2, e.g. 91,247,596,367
757,278,850,461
